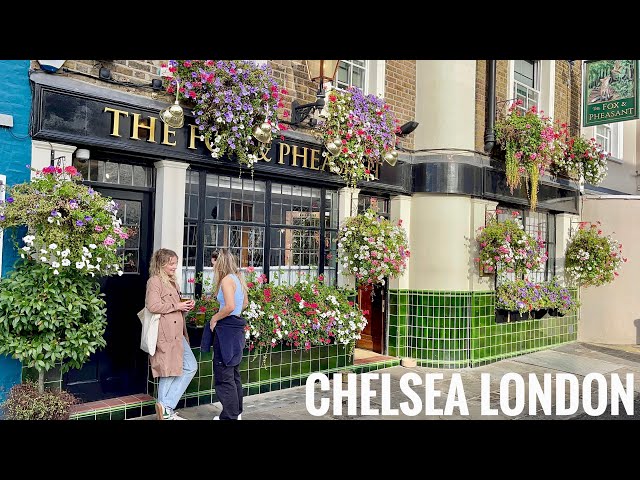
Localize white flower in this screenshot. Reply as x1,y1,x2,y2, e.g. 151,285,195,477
51,261,60,268
118,271,123,276
53,269,59,275
76,261,85,269
61,258,71,266
49,243,57,250
89,244,97,249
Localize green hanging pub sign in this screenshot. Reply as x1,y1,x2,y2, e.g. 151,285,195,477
583,60,639,127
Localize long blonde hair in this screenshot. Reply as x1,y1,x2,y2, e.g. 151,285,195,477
213,248,247,296
149,248,178,286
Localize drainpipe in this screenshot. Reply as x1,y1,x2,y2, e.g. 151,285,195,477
483,60,496,153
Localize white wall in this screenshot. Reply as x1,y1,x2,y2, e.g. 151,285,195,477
578,196,640,344
409,194,479,291
414,61,476,151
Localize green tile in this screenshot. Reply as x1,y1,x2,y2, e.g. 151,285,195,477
110,408,125,421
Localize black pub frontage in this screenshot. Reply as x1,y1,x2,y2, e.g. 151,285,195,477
28,71,411,417
27,71,581,419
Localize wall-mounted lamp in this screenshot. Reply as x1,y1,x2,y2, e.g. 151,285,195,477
291,60,340,126
396,120,419,137
99,67,112,80
151,78,164,91
159,79,184,128
75,148,91,162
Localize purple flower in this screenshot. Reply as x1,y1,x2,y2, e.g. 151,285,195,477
51,209,58,216
76,220,84,226
0,215,4,221
6,197,13,203
84,215,93,222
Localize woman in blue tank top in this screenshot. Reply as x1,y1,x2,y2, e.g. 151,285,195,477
208,249,248,420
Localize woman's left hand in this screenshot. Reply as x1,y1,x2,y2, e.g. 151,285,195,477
209,318,218,332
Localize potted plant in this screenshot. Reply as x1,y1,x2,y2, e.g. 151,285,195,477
0,165,127,394
474,210,547,279
494,100,564,210
337,209,410,286
544,277,579,317
1,381,78,420
565,221,627,287
162,60,287,175
242,269,367,359
315,86,400,188
185,294,220,348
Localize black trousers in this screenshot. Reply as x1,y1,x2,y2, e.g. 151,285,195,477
213,332,243,420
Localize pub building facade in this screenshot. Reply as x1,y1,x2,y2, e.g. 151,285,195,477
22,60,587,418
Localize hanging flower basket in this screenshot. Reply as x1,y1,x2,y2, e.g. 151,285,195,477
474,210,547,278
162,60,287,175
551,134,608,185
0,165,127,277
337,209,410,285
494,100,564,210
565,221,627,287
316,86,400,188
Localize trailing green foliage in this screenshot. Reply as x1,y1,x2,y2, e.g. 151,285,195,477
0,260,107,374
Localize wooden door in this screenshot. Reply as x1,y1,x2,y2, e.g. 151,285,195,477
356,283,385,353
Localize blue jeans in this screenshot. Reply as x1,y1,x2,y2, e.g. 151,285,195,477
157,337,197,410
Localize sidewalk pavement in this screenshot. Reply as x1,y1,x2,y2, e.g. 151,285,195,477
134,342,640,421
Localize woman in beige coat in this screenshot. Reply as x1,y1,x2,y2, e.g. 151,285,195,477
146,248,197,420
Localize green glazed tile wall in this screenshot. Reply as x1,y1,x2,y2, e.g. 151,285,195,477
388,289,579,368
147,343,357,410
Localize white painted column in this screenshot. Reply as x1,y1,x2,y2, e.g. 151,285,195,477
414,61,477,150
154,160,189,286
470,198,499,292
555,213,579,286
389,195,411,290
337,187,359,288
31,141,77,179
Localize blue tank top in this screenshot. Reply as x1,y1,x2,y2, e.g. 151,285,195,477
216,273,244,316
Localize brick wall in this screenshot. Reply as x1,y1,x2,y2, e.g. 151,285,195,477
0,60,31,401
554,60,583,136
475,60,584,150
385,60,416,150
31,60,173,103
32,59,416,150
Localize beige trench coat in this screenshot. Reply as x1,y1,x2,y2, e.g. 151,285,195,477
145,275,186,378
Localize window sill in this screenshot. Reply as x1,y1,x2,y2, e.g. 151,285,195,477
608,156,624,164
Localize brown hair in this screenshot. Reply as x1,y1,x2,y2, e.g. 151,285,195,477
212,248,247,296
149,248,178,286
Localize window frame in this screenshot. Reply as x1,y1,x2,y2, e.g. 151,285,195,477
183,170,339,296
494,205,556,285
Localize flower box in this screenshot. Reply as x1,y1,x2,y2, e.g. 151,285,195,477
495,309,536,323
187,324,204,348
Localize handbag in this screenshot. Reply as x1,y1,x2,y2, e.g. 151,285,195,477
137,307,160,356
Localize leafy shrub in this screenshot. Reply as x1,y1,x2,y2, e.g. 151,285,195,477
0,260,107,375
2,382,78,420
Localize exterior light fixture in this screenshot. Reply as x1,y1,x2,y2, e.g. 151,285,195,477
75,148,91,162
159,79,184,128
291,60,340,126
396,120,419,137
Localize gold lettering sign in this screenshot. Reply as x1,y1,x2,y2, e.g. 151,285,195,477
104,107,380,179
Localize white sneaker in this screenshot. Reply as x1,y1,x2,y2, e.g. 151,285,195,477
169,412,187,420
